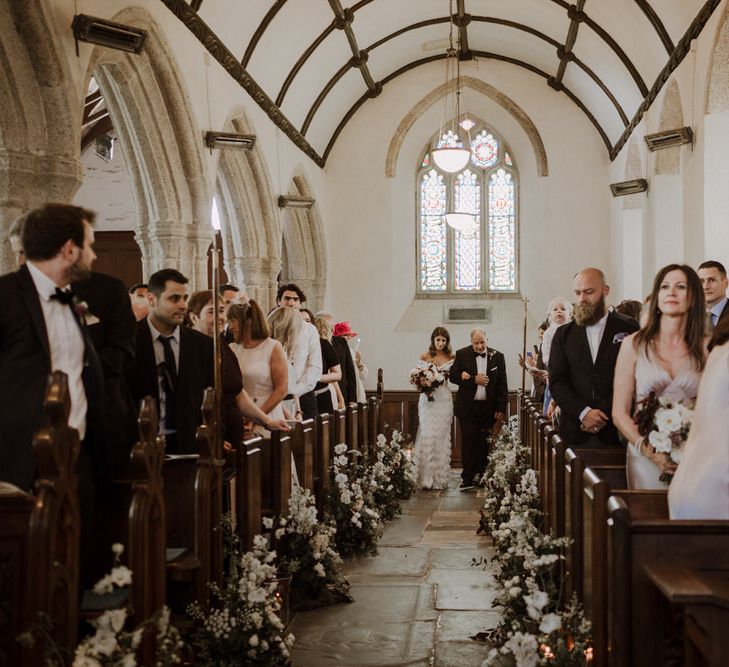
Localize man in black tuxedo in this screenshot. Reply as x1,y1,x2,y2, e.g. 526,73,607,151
548,268,639,446
450,329,508,489
127,268,214,454
0,203,108,493
698,260,729,329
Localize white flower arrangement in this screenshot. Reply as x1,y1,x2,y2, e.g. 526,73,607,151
476,421,591,666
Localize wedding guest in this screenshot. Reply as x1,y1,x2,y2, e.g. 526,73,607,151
548,268,639,447
669,315,729,519
276,283,322,419
219,284,242,343
317,311,357,405
697,260,729,328
539,297,574,413
188,291,287,445
226,300,288,435
127,269,214,454
521,320,549,404
300,308,316,324
267,305,305,420
612,265,706,488
615,299,643,322
334,321,366,403
313,314,343,414
129,283,149,321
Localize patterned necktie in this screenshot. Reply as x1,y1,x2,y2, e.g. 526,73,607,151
158,335,177,430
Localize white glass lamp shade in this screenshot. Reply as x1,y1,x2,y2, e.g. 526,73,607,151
432,146,470,173
444,212,478,232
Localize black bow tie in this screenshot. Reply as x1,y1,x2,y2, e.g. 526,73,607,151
50,287,75,305
476,352,486,358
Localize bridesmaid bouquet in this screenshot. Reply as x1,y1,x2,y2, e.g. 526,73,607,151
635,391,694,482
409,361,445,401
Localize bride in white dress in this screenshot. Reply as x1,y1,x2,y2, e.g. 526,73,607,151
414,327,455,490
613,265,707,489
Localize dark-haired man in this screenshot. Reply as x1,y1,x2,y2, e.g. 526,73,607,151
127,269,214,453
0,203,107,491
548,268,639,446
698,260,729,328
276,283,322,419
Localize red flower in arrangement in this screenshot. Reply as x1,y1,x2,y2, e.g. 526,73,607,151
408,362,445,401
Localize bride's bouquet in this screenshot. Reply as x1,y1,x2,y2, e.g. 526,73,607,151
409,361,445,401
634,391,694,482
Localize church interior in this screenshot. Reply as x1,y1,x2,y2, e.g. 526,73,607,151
2,0,729,665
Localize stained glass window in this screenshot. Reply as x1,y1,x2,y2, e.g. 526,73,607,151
471,131,498,168
417,122,518,294
419,169,447,291
454,170,481,290
488,169,516,291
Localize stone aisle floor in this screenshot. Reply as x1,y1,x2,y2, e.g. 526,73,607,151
288,471,499,666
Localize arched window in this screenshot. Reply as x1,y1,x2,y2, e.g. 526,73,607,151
416,121,518,295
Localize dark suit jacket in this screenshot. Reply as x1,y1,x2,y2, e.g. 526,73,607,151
0,265,108,490
75,272,138,470
127,321,214,454
716,299,729,326
548,312,639,445
449,346,508,423
332,336,357,404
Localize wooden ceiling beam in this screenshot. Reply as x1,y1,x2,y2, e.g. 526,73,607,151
81,116,113,153
82,108,110,128
241,0,288,69
553,0,586,86
455,0,470,59
634,0,674,54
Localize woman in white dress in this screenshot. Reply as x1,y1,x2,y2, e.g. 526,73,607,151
613,265,706,489
669,321,729,519
414,327,455,490
226,300,289,435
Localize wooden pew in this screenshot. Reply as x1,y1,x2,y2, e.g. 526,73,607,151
1,372,80,666
345,403,359,452
314,413,332,513
290,419,315,491
331,408,346,446
357,401,370,459
547,432,565,536
269,430,292,516
581,465,629,667
645,564,729,667
607,494,729,667
563,446,625,597
541,423,556,529
235,435,263,549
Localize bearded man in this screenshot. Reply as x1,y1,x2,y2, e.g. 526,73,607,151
548,268,639,446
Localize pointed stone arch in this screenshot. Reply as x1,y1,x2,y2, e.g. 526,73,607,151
214,106,281,310
280,171,327,311
0,0,81,271
385,76,548,179
85,7,211,284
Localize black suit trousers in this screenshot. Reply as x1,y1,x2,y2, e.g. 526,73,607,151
458,401,492,483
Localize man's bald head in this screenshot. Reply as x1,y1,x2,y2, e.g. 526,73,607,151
574,267,607,286
573,267,609,326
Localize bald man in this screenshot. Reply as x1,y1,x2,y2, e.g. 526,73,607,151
548,268,639,446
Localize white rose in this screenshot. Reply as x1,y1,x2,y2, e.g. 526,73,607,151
249,634,259,647
539,613,561,634
655,408,682,433
648,430,672,453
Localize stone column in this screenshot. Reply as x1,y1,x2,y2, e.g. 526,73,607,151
225,256,281,312
135,222,213,287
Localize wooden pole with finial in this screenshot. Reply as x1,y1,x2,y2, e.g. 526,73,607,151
521,296,529,395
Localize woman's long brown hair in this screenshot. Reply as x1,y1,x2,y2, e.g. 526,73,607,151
634,264,706,369
428,326,453,358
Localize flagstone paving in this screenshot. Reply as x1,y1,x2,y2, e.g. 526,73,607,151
288,471,499,666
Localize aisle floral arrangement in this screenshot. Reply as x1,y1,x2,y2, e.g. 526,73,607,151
271,486,353,610
19,544,184,667
377,429,416,500
188,517,294,666
325,443,382,557
477,418,591,667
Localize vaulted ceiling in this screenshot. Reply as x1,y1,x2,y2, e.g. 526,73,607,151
163,0,721,165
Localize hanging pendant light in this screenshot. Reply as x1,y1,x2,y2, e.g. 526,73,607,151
432,0,470,174
443,211,477,232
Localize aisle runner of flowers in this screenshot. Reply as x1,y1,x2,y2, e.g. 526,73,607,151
477,417,591,667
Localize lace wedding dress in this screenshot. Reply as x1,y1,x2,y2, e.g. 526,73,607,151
628,347,700,489
414,361,454,490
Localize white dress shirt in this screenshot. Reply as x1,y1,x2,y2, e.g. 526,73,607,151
26,261,87,439
474,350,488,401
147,318,180,435
289,321,323,397
578,311,609,422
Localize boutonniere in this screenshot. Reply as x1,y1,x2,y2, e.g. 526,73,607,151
72,298,99,326
612,332,628,344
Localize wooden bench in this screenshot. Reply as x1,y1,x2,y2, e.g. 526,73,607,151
607,494,729,667
234,435,263,549
563,446,625,597
314,413,332,513
547,432,565,536
357,401,370,459
290,418,315,491
345,403,359,453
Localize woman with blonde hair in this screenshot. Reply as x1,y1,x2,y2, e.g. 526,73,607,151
227,300,288,433
267,306,304,419
314,314,344,413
